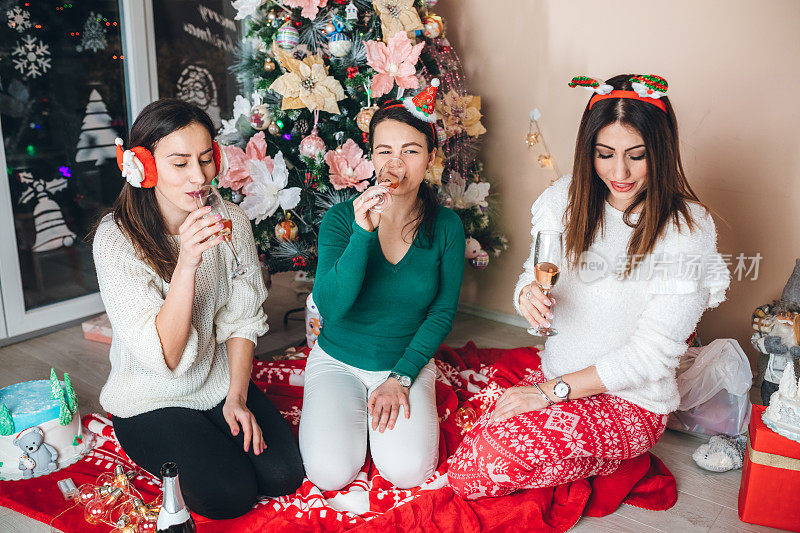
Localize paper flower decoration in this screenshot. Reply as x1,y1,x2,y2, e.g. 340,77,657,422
372,0,422,40
232,0,265,20
218,145,251,191
241,152,301,223
284,0,328,20
444,173,490,209
425,150,445,187
436,90,487,138
324,139,374,191
364,32,424,98
245,131,270,161
270,53,345,114
220,93,258,136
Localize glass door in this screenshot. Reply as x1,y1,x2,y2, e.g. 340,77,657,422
0,1,146,337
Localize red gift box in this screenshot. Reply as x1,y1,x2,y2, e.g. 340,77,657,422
738,404,800,531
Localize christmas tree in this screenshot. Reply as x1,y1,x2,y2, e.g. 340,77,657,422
0,404,14,437
63,373,78,414
75,89,118,166
218,0,505,274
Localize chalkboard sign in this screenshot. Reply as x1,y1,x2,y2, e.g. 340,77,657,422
152,0,241,128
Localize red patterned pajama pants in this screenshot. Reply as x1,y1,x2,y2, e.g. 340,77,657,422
447,366,668,499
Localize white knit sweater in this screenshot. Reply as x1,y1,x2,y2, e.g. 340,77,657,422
513,176,730,414
93,203,269,418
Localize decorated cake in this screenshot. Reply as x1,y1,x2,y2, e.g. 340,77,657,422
0,369,93,480
763,361,800,443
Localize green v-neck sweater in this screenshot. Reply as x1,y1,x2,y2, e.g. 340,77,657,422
312,198,466,380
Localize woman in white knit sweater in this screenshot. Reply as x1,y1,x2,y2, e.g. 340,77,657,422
92,99,303,518
448,74,730,498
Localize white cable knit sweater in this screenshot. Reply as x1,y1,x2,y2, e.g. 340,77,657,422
93,203,269,418
513,176,730,414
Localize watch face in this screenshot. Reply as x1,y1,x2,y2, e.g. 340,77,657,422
554,382,570,398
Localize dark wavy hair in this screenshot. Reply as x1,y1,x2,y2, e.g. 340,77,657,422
368,101,438,246
91,98,216,281
565,74,706,276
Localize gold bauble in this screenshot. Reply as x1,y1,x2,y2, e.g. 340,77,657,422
264,58,276,72
268,121,281,136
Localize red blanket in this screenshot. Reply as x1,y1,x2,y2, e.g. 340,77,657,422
0,344,676,532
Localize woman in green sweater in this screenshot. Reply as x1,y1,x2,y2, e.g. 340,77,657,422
299,91,466,491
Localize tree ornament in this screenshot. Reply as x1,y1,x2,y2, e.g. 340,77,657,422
356,105,378,132
299,128,326,158
249,104,272,130
276,24,300,49
328,32,352,57
324,22,337,35
264,57,276,72
345,1,358,19
268,121,282,136
266,9,277,22
470,250,489,269
421,14,444,39
292,118,310,136
465,237,482,259
274,216,299,241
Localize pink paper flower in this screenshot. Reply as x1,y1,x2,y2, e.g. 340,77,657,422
283,0,328,20
245,131,271,164
365,32,424,98
218,145,251,191
324,139,374,191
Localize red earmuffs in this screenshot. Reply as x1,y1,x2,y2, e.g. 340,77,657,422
115,138,228,188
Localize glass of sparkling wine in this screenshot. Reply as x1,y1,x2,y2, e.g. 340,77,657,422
196,185,258,280
370,158,406,213
527,230,563,336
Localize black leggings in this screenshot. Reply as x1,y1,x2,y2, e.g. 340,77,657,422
113,382,304,520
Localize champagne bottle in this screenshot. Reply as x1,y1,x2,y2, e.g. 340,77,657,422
156,462,196,533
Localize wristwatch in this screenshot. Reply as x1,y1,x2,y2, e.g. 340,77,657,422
553,376,571,401
388,372,412,388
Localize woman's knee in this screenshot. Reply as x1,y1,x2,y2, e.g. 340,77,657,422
375,451,437,489
303,452,363,491
184,472,258,520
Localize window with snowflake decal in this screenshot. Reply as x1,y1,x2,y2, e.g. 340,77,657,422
0,1,129,312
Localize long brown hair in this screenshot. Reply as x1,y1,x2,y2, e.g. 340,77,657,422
565,74,705,276
368,101,438,247
92,98,216,281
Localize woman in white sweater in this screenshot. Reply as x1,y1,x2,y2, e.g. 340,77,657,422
92,99,303,518
448,74,730,499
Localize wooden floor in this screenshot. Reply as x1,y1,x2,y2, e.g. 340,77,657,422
0,275,788,532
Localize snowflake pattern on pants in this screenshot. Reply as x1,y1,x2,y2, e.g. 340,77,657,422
12,35,51,79
447,363,667,499
6,6,30,33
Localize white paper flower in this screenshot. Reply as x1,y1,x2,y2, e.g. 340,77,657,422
121,149,145,187
445,173,490,209
232,0,265,20
240,152,301,223
220,94,255,135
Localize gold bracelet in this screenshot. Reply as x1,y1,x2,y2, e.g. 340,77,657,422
532,382,555,407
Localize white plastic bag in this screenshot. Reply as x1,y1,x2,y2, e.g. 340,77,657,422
667,339,753,436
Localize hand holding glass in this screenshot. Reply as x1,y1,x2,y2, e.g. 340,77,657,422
527,230,562,336
196,185,258,280
369,158,406,213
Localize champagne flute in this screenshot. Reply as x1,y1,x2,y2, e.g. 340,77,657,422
196,185,259,280
527,230,563,336
370,157,406,213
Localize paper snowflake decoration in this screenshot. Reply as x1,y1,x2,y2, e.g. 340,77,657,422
77,12,108,53
6,7,31,33
12,35,52,79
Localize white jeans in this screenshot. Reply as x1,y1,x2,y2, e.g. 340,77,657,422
299,343,439,491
